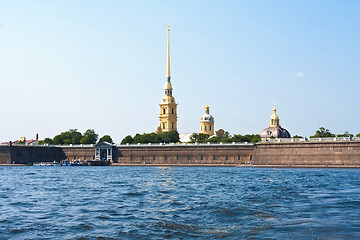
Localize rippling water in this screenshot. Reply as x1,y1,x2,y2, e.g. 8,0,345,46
0,166,359,239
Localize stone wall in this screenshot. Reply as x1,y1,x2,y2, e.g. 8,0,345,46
3,141,360,166
115,144,254,165
7,145,64,164
0,145,11,164
61,146,95,161
254,140,360,166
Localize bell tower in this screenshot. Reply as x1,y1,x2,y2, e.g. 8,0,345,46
157,24,178,133
200,103,215,136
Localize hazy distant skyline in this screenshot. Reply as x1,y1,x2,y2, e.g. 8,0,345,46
1,0,359,143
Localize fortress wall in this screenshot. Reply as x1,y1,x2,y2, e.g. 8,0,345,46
0,146,11,164
61,147,95,161
4,141,360,166
115,144,254,165
9,146,64,164
254,141,360,166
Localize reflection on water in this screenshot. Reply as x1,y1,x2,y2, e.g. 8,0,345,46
0,166,359,239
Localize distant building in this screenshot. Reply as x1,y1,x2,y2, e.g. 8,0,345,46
260,105,291,139
215,129,225,140
157,24,178,133
200,104,215,136
12,134,40,145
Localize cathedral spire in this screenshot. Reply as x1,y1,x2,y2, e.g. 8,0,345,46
166,23,171,81
158,23,178,133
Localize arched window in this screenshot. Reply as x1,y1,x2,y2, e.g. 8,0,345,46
172,123,174,129
205,126,207,131
210,126,211,131
163,108,166,114
172,108,174,114
162,122,165,129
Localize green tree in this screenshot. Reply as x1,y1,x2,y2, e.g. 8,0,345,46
248,134,261,143
225,134,261,143
220,137,233,143
53,129,82,145
121,135,134,145
157,131,179,143
310,127,335,138
293,135,303,138
356,133,360,137
190,133,209,143
133,133,159,144
99,135,113,144
208,136,220,143
44,138,53,144
80,129,98,144
336,131,353,138
39,137,53,145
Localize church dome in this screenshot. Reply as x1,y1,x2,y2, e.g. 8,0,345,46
200,105,214,122
201,113,214,122
260,104,291,138
260,126,291,138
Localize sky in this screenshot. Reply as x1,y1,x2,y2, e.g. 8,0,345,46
0,0,359,143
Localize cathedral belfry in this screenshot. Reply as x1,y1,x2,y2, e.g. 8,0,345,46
200,103,215,136
157,24,178,133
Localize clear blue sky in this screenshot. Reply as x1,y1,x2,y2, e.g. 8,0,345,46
1,0,359,143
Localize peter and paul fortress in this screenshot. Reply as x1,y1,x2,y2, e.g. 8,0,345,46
1,24,359,168
157,24,178,133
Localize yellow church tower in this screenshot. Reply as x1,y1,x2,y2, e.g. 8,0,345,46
200,103,215,136
157,24,178,133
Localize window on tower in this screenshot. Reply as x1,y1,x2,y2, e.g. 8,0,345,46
172,108,174,114
163,108,166,114
205,126,207,131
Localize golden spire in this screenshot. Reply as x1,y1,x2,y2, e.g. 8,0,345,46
166,23,170,80
273,103,277,114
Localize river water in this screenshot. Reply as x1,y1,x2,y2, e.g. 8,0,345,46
0,166,359,239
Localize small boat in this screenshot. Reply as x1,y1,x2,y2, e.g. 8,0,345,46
33,161,60,166
61,160,85,166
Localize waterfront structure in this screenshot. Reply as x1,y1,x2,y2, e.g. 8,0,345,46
260,105,291,138
3,140,360,167
200,104,215,136
157,24,178,133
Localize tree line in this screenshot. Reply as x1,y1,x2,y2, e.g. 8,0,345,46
309,127,360,138
189,133,261,143
39,129,113,145
37,127,360,146
120,131,180,144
